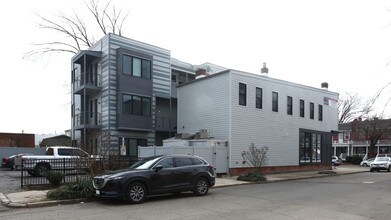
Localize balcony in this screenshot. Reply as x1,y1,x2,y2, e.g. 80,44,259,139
73,73,101,95
156,116,177,131
73,112,102,130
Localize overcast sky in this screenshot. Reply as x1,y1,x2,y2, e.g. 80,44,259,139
0,0,390,134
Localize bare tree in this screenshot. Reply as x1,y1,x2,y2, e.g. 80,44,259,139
338,92,373,123
241,143,269,168
26,0,129,57
351,117,391,158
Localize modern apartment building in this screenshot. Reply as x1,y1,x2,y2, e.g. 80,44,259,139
177,70,339,174
71,33,224,156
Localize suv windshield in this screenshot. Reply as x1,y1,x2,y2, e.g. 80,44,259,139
129,156,161,170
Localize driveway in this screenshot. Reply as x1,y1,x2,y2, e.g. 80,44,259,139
0,168,21,194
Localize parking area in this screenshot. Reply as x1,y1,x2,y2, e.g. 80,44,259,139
0,168,22,194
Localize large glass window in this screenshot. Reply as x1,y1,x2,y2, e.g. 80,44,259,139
299,131,322,164
120,138,147,157
123,55,132,75
239,83,246,106
256,87,262,109
122,55,151,79
318,105,323,121
123,94,132,114
122,94,151,116
142,60,151,79
300,99,305,117
132,96,142,115
272,92,278,112
287,96,293,115
132,58,142,77
142,97,151,116
310,102,314,119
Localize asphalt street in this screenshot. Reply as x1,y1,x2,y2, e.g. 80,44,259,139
1,172,390,219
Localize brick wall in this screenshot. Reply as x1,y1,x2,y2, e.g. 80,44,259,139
229,164,331,176
0,133,35,147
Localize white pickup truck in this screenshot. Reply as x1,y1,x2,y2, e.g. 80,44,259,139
20,146,93,177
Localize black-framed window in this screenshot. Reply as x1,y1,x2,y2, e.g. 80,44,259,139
272,92,278,112
122,94,151,116
300,99,305,117
287,96,293,115
256,87,263,109
318,105,323,121
299,131,322,164
239,83,247,106
122,54,151,79
310,102,314,119
119,138,147,157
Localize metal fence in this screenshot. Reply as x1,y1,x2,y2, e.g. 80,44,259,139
21,157,139,188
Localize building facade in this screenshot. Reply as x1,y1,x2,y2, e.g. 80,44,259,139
0,132,35,148
332,118,391,159
71,34,225,156
177,70,339,174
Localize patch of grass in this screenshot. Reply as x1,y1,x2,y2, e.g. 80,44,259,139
47,179,95,200
237,170,267,182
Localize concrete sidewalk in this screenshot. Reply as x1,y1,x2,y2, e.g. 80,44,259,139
0,165,368,208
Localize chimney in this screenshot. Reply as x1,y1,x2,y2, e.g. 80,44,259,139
321,82,328,90
195,68,208,79
261,62,269,74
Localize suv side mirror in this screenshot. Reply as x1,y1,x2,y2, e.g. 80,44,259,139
154,165,163,172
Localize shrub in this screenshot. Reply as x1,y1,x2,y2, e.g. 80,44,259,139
46,171,64,186
345,155,363,165
237,170,267,182
47,179,95,200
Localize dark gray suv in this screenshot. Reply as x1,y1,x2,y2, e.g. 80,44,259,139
93,154,215,204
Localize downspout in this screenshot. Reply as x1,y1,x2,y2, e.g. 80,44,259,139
83,53,87,150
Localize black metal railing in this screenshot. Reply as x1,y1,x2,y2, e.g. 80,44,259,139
21,157,139,188
73,112,101,127
73,73,101,90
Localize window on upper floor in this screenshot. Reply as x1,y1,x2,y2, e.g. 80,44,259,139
122,94,151,116
318,105,323,121
239,83,247,106
256,87,263,109
287,96,293,115
122,55,151,79
300,99,305,117
272,92,278,112
310,102,314,119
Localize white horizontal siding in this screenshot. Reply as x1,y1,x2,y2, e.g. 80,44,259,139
178,70,339,169
177,74,230,141
229,71,338,168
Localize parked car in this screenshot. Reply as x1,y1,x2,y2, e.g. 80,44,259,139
332,156,342,166
370,157,391,172
93,154,215,204
21,146,93,177
360,158,374,167
2,153,33,170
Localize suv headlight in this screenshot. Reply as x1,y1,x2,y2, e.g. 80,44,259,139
109,176,123,181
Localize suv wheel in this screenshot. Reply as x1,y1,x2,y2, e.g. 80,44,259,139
193,177,209,196
370,168,374,172
126,182,146,204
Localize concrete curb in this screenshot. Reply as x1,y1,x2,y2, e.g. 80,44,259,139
0,169,368,208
